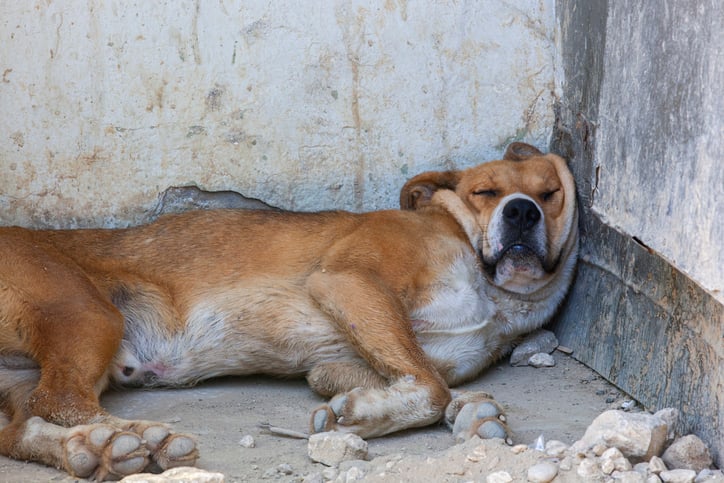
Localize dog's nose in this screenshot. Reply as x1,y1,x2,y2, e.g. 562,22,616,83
503,198,540,231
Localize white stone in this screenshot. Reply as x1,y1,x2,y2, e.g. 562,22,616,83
120,467,225,482
577,458,604,479
510,330,559,366
570,410,668,462
487,471,513,483
529,353,556,368
649,456,669,474
611,471,647,483
308,432,368,467
695,469,724,482
660,469,697,483
661,435,713,472
545,439,569,457
238,434,255,448
527,461,558,482
601,447,633,473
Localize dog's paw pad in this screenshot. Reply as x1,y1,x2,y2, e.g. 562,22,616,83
64,426,149,479
153,433,199,469
311,394,350,433
452,401,511,444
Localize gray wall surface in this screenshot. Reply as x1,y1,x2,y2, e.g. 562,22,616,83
553,0,723,466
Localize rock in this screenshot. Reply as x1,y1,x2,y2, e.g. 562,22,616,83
308,431,368,467
654,408,681,443
661,435,713,472
601,447,633,473
527,461,558,482
277,463,293,475
321,467,339,481
120,467,225,482
544,439,569,457
649,456,669,474
238,434,255,448
529,353,556,368
611,470,647,483
695,469,724,482
577,458,604,479
570,410,668,462
487,471,513,483
647,476,664,483
510,330,559,366
660,469,697,483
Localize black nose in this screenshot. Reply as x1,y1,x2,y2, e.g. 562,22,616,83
503,198,540,231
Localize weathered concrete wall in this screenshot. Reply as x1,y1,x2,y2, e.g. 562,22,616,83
553,0,723,466
1,0,557,228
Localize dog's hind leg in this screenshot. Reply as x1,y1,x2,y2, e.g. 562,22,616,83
306,270,452,438
307,361,387,397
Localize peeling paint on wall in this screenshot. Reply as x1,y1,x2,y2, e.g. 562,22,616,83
0,1,557,228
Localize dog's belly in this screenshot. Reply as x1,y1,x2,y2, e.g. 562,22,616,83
110,283,355,387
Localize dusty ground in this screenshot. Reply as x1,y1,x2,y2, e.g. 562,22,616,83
0,352,624,482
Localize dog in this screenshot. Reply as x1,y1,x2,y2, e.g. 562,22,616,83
0,142,578,479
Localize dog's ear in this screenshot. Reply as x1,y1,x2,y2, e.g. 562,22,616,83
503,142,543,161
400,170,460,210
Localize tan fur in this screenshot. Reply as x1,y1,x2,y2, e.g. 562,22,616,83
0,143,578,478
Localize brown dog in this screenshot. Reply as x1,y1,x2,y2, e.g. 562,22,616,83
0,142,578,479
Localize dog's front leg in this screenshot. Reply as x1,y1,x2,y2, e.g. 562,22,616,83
306,270,451,438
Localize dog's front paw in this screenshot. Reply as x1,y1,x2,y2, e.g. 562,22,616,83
64,424,149,480
445,391,512,444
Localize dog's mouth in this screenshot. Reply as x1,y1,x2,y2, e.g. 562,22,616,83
481,243,548,282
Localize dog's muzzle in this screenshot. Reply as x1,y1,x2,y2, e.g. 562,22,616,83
482,195,550,281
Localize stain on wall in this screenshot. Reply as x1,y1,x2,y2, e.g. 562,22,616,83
0,1,557,228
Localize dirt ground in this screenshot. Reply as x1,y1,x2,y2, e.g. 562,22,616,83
0,351,624,482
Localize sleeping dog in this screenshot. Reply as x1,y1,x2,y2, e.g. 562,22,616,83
0,142,577,479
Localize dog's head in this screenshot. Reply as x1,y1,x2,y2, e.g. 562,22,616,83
400,142,578,295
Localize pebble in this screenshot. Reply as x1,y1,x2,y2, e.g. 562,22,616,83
601,447,633,473
238,434,255,448
308,432,368,467
695,469,724,482
578,458,604,479
120,467,225,482
528,352,556,368
662,435,713,472
611,471,647,483
510,330,559,366
527,461,558,482
649,456,669,474
511,444,529,454
544,439,568,457
487,471,513,483
660,469,697,483
277,463,293,475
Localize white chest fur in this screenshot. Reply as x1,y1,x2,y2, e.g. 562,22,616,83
409,253,505,385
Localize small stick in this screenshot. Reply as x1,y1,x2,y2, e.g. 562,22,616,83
257,422,309,440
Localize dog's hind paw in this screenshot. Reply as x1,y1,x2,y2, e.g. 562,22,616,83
310,393,349,433
127,422,199,470
444,391,512,444
64,424,149,480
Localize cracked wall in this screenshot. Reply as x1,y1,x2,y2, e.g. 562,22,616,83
1,0,557,228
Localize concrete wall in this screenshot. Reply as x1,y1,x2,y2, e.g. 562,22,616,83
553,0,723,466
1,0,557,228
